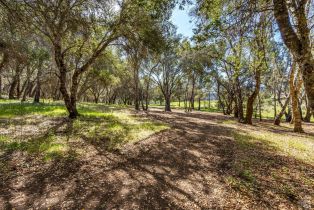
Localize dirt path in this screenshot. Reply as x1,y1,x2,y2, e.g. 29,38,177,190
0,109,313,209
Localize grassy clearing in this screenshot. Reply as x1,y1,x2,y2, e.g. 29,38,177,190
0,100,66,118
72,112,168,150
0,132,71,161
234,130,314,164
152,99,314,122
0,100,169,161
0,99,129,118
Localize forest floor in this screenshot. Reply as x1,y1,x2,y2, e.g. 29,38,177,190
0,103,313,209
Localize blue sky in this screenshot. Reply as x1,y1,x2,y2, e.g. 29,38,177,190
171,5,195,38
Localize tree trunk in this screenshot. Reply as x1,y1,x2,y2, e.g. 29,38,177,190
145,95,149,111
0,52,8,76
291,94,303,132
21,82,31,102
53,37,107,118
304,95,312,122
54,43,79,119
245,70,261,125
16,74,21,99
274,96,290,125
34,68,42,103
198,97,201,111
258,92,262,121
134,67,140,111
298,99,303,121
94,95,99,104
184,82,189,112
9,66,20,99
273,91,277,119
278,93,290,120
217,82,225,114
190,76,195,110
286,107,292,122
254,103,258,119
9,81,16,99
165,95,171,112
235,77,244,122
141,92,145,111
234,102,238,118
61,72,79,119
289,62,303,132
0,75,2,98
273,0,314,114
143,80,150,111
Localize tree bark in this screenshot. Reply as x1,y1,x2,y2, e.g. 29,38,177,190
165,95,171,112
190,75,195,110
9,65,21,99
16,74,21,99
245,70,261,124
54,42,79,119
273,91,277,118
274,96,290,125
21,82,31,102
273,0,314,113
235,77,244,121
34,68,42,103
0,49,7,99
217,81,226,114
304,95,312,122
94,95,99,104
289,62,303,132
134,67,140,111
143,77,150,111
258,93,262,121
234,102,238,118
0,75,2,98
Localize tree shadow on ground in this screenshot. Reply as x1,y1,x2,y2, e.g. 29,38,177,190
223,131,313,209
0,109,313,209
0,119,80,209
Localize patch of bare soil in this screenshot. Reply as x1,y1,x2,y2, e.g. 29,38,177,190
0,109,313,209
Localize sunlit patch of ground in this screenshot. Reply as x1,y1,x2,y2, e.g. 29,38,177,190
222,120,314,209
0,100,169,160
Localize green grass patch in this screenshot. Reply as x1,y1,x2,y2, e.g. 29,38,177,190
74,112,168,150
226,129,314,202
0,101,67,118
0,100,169,158
0,132,69,161
234,130,314,164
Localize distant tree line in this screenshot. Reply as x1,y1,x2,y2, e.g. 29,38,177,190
0,0,313,133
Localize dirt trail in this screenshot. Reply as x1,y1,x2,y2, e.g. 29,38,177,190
0,109,312,209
